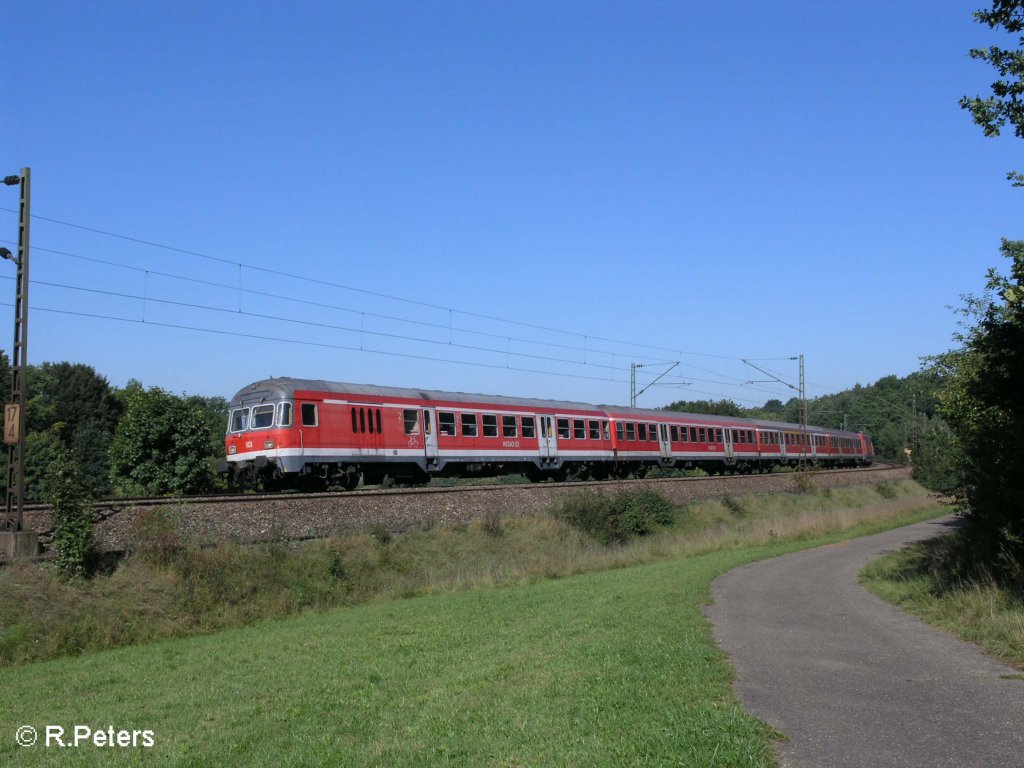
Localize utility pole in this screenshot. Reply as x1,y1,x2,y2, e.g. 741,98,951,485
743,355,808,470
798,353,807,470
0,167,35,562
630,361,680,407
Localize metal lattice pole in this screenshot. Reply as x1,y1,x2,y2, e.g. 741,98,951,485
4,167,30,532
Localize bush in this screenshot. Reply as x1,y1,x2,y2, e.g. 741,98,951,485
45,449,96,580
721,495,747,517
551,488,676,545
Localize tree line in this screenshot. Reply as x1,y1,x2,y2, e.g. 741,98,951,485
0,354,227,500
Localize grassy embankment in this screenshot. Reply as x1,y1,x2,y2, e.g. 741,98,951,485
1,479,934,666
0,480,943,766
861,533,1024,670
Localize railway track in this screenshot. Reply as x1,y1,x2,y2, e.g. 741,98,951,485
25,462,903,512
15,462,909,556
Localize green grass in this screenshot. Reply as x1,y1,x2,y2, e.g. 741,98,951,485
861,540,1024,670
0,497,943,767
0,480,938,667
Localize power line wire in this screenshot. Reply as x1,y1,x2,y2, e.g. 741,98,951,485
0,208,781,361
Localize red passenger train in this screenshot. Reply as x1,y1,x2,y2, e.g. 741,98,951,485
221,378,874,490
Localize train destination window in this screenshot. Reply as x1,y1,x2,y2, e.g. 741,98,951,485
439,412,456,436
483,415,498,437
229,408,249,432
625,422,636,441
638,423,647,441
670,426,679,442
588,420,600,440
403,409,420,435
278,403,293,428
251,405,274,429
461,413,478,437
301,403,318,428
616,422,624,440
503,415,517,438
522,417,536,438
557,418,570,439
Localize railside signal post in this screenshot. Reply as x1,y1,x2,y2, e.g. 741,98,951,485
0,168,36,562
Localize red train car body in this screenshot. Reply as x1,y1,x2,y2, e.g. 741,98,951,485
221,378,874,489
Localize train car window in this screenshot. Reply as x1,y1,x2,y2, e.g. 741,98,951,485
616,422,624,441
367,409,375,434
423,411,432,435
483,415,499,437
638,423,648,441
670,425,679,442
625,422,636,441
351,408,358,433
522,417,536,438
588,420,600,440
301,403,318,428
649,424,658,442
251,405,274,430
717,428,724,443
229,408,249,433
698,427,706,443
439,412,456,436
573,419,585,439
688,426,697,443
278,402,293,428
461,413,478,437
403,409,420,435
556,418,570,439
503,415,517,438
376,409,382,434
603,421,610,440
359,408,366,433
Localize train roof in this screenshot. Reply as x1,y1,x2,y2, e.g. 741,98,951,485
228,378,867,439
229,378,602,413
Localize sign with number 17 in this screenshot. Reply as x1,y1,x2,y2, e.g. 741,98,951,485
4,403,20,445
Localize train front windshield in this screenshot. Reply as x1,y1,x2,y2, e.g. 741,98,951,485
227,402,293,433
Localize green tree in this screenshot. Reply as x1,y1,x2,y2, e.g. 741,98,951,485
45,445,96,580
961,0,1024,185
108,383,219,496
25,361,121,495
663,398,742,417
930,240,1024,583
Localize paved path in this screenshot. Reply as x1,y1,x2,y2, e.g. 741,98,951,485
705,517,1024,768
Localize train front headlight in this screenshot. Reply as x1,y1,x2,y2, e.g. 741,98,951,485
228,445,237,455
264,440,275,450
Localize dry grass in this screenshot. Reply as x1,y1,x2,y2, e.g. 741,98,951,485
0,479,943,665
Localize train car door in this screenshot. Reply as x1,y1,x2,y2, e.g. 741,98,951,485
422,407,438,461
537,414,558,458
658,423,671,460
779,431,788,460
723,427,734,461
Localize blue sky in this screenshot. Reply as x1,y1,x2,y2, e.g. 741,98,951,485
1,0,1020,408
